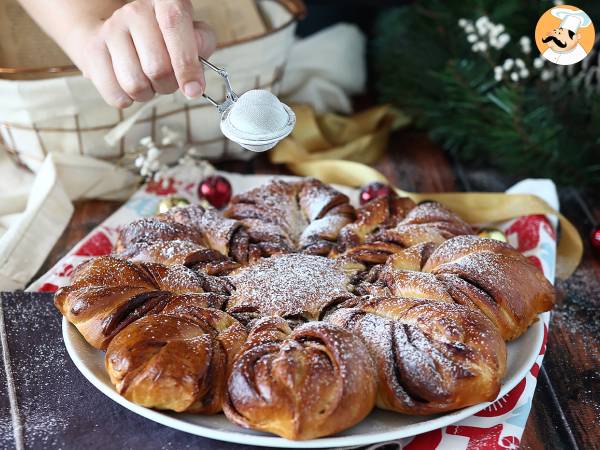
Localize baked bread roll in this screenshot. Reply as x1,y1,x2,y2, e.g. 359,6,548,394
328,296,506,415
335,194,417,263
223,317,377,440
54,256,229,349
225,178,355,258
383,200,474,246
356,263,455,302
226,253,363,323
423,235,555,340
106,302,247,413
359,236,555,340
335,192,473,263
115,205,250,268
54,177,556,438
121,240,241,275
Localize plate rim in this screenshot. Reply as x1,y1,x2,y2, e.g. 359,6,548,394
61,313,549,448
62,313,546,448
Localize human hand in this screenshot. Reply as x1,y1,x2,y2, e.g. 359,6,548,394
73,0,216,108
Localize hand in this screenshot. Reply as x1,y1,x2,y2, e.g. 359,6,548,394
74,0,216,108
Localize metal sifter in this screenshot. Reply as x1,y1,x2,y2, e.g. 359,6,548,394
200,57,296,152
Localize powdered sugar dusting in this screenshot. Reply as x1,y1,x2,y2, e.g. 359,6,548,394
228,254,358,320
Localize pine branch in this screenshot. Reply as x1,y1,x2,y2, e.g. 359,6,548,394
373,0,600,189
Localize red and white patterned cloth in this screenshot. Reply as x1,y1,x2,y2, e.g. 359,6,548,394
28,172,558,450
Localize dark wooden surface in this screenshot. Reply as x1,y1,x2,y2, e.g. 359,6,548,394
33,131,600,450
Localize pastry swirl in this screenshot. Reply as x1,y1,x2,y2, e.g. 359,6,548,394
106,303,246,413
115,205,250,271
223,317,377,440
54,256,229,349
328,296,506,415
226,253,363,323
423,235,555,340
55,177,555,439
335,192,473,263
225,178,355,258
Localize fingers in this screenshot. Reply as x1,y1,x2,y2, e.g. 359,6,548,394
81,0,217,107
154,0,205,98
194,21,217,59
127,2,179,94
104,25,155,102
84,39,133,109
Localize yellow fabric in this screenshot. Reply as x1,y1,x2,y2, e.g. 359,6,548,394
272,106,583,280
270,104,409,166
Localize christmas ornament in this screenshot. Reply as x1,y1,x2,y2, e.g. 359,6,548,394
478,227,508,242
590,226,600,253
359,182,391,205
157,196,190,214
198,175,232,209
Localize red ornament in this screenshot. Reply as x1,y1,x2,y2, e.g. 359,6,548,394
198,175,232,209
591,226,600,254
359,182,391,205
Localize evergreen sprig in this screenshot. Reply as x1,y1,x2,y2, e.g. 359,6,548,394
373,0,600,188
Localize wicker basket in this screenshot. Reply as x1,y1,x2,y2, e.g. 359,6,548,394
0,0,305,172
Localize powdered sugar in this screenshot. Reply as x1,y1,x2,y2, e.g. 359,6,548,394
228,90,289,136
226,179,353,253
228,254,358,320
52,177,556,430
220,90,296,152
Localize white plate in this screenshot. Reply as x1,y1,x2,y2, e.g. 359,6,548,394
62,312,546,448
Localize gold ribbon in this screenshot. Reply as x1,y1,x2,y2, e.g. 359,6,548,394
270,104,409,166
270,106,583,280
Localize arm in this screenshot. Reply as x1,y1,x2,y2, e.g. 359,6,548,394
17,0,216,108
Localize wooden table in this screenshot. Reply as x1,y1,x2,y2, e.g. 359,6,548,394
34,131,600,450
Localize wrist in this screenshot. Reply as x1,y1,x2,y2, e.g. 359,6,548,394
58,0,125,70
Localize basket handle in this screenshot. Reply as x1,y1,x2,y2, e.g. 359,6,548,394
277,0,307,19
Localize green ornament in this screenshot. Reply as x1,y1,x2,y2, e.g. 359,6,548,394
157,196,190,214
478,227,507,242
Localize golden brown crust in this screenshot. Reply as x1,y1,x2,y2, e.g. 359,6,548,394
328,296,506,415
54,178,558,437
226,254,363,322
223,317,377,440
114,216,206,254
376,200,474,247
160,206,245,258
334,194,473,263
224,178,355,259
423,236,555,340
54,256,227,349
336,194,417,251
355,259,455,303
118,240,241,275
106,306,247,413
386,242,438,271
115,205,251,266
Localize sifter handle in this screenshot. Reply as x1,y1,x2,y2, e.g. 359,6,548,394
200,57,238,114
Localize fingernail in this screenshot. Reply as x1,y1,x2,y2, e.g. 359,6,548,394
183,81,203,98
